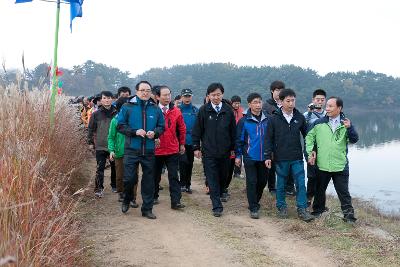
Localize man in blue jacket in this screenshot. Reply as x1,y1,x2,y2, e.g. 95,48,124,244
235,93,269,219
117,81,165,219
178,88,199,194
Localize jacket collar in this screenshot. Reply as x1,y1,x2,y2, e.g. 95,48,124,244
245,109,267,122
276,107,301,120
205,101,230,113
128,96,156,106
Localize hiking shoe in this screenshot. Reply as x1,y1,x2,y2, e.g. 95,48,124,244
186,187,193,194
250,211,260,219
213,211,223,217
286,190,296,196
171,203,185,210
343,214,357,223
153,198,159,205
298,208,315,222
118,193,124,202
94,189,104,198
277,207,289,219
130,200,139,208
111,187,117,193
142,211,157,219
220,192,229,202
121,202,130,213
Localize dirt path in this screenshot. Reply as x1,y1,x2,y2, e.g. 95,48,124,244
81,159,338,267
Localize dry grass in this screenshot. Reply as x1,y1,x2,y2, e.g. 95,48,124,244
0,83,88,266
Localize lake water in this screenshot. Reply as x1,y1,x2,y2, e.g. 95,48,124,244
325,112,400,215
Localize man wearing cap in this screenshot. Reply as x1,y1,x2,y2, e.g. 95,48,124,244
178,88,199,193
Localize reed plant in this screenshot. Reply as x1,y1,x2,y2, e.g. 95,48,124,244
0,83,87,266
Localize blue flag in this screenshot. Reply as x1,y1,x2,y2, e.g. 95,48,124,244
67,0,83,31
15,0,84,32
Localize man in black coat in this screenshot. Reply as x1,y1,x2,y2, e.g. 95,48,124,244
262,81,295,195
192,83,236,217
265,89,314,222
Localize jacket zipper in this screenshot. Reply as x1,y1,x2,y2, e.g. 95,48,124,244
142,104,146,155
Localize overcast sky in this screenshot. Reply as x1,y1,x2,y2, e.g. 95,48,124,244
1,0,399,77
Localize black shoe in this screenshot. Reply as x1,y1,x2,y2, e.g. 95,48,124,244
153,198,159,205
130,200,139,208
298,208,315,222
213,211,222,217
159,185,164,191
111,187,118,193
269,188,276,193
142,211,157,219
121,202,130,213
286,190,296,196
186,187,193,194
171,203,185,210
220,192,229,202
277,207,289,219
118,193,124,202
180,186,187,192
343,213,357,223
250,211,260,219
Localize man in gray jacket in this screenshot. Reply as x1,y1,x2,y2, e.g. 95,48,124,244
88,91,118,197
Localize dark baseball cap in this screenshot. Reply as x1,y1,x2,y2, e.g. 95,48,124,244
181,88,193,96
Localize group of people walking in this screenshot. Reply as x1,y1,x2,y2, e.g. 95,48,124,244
82,80,359,223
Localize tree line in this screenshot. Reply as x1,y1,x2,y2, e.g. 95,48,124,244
1,60,399,109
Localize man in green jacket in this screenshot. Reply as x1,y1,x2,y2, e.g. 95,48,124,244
108,96,138,208
306,96,359,223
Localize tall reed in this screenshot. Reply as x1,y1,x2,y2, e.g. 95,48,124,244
0,83,87,266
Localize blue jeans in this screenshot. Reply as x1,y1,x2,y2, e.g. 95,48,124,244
275,160,307,209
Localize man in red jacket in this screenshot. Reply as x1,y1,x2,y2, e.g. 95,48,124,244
153,86,187,209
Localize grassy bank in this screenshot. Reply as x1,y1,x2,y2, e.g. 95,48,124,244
0,84,88,265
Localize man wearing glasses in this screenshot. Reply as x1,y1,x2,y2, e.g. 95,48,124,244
117,81,165,219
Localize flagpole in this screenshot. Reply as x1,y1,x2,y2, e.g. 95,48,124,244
50,0,61,128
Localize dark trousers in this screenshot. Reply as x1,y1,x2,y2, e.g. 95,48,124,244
267,161,277,190
243,159,268,212
203,157,229,212
225,158,235,191
154,153,182,205
179,145,195,188
95,150,116,191
306,163,318,199
313,169,354,216
123,150,155,213
228,157,241,179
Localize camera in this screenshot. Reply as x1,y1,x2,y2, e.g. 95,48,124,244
308,103,322,110
308,103,316,110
